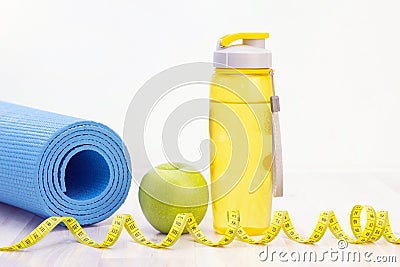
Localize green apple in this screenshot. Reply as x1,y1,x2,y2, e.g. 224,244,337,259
138,162,209,234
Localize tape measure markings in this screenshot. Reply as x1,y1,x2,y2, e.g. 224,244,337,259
1,205,399,251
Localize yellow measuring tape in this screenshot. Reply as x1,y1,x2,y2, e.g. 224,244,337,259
1,204,400,251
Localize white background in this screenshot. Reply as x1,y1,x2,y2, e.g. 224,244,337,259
1,0,400,175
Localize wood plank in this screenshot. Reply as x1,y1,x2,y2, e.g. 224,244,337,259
1,172,400,266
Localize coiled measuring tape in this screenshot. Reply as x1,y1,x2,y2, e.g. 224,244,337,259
1,204,400,251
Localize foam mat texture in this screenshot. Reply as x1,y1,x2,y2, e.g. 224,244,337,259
0,101,132,225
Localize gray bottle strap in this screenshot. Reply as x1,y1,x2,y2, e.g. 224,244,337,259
270,71,283,197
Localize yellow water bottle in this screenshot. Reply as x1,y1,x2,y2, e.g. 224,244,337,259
210,33,283,235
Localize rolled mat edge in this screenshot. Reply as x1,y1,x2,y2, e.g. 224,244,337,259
0,101,132,225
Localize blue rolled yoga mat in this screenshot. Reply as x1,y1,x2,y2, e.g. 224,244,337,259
0,101,132,225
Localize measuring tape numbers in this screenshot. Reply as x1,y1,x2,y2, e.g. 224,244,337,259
1,205,399,251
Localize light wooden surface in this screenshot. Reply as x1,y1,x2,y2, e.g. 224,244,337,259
1,171,400,267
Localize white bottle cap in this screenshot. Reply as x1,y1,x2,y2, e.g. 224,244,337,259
214,33,272,69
